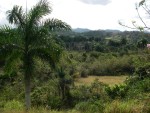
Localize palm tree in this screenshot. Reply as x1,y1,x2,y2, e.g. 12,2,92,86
0,0,71,110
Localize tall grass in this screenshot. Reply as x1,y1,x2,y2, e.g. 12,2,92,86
2,107,79,113
104,100,142,113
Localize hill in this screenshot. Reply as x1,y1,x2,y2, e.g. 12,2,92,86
72,28,91,33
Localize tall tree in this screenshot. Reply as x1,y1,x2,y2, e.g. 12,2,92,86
0,0,71,110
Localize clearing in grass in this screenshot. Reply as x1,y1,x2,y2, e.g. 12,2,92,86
75,76,127,86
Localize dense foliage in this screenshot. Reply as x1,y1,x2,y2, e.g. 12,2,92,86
0,47,150,112
0,0,71,110
57,30,150,52
0,0,150,112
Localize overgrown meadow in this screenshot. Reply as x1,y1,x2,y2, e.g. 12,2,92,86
0,39,150,113
0,0,150,113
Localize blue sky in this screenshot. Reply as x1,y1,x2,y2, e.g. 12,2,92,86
0,0,146,31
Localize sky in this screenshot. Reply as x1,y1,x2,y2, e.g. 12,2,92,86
0,0,147,31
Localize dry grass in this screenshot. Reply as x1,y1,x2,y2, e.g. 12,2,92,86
75,76,127,86
104,100,143,113
1,109,79,113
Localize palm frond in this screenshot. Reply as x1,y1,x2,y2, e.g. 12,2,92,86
4,50,22,74
27,0,52,29
44,18,71,31
26,26,50,46
27,25,58,48
6,5,25,27
27,18,71,47
29,45,62,69
0,43,24,61
0,26,23,45
0,26,15,43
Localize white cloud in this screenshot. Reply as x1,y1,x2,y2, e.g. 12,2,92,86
50,0,143,30
0,0,147,31
79,0,111,5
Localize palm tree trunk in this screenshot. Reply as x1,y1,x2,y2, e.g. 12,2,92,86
24,36,31,111
24,71,31,111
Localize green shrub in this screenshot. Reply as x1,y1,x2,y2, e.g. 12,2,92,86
80,69,88,78
90,79,108,99
47,96,62,109
3,100,24,111
31,87,47,106
124,75,150,100
71,85,91,103
72,72,80,78
104,100,141,113
139,78,150,92
90,52,100,59
0,100,5,109
31,87,62,109
135,63,150,79
0,83,23,101
70,79,108,107
126,78,150,99
31,79,60,107
75,100,104,113
105,84,128,99
89,55,134,76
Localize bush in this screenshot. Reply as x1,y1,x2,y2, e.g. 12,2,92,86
105,84,128,99
31,79,60,107
0,100,5,109
123,74,150,99
90,52,100,59
3,100,24,111
89,55,134,76
0,83,24,101
47,96,62,109
75,100,104,113
70,85,91,103
70,79,108,107
80,69,88,78
31,86,48,106
90,79,108,99
104,100,141,113
135,63,150,79
126,77,150,99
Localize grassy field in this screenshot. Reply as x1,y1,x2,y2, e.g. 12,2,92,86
1,109,79,113
2,75,149,113
75,76,127,86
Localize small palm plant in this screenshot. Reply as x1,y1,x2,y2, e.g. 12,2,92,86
0,0,71,110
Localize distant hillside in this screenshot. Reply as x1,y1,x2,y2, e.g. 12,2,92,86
57,28,150,43
105,29,121,33
72,28,91,33
72,28,121,33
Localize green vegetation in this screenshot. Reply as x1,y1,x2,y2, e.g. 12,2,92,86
0,0,150,113
0,0,70,110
